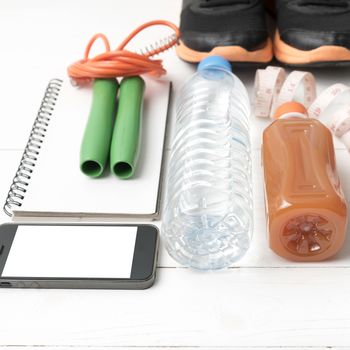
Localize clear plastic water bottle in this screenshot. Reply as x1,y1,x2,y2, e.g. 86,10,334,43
162,56,253,270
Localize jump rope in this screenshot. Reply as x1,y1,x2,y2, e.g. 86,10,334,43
67,20,180,179
68,20,180,83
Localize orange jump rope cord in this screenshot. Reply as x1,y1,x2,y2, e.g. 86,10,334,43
67,20,180,84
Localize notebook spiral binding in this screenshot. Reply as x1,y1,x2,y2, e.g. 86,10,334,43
3,79,63,217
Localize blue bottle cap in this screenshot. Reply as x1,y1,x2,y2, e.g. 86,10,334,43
197,56,232,73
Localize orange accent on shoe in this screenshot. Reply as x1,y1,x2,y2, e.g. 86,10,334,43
176,38,274,64
274,30,350,65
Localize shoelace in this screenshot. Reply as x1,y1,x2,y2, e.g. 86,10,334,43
298,0,349,7
200,0,251,8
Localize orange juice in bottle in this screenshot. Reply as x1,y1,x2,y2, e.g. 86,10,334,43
262,102,347,261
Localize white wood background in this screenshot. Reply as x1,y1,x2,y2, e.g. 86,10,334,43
1,0,350,348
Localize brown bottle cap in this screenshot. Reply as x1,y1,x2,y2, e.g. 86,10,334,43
273,102,308,119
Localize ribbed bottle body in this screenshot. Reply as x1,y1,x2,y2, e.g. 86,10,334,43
163,67,253,270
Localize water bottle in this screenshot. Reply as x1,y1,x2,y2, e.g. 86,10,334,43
162,56,253,270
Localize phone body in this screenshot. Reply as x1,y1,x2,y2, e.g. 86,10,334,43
0,223,159,290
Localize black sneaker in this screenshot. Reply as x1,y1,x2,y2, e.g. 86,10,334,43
176,0,273,64
274,0,350,66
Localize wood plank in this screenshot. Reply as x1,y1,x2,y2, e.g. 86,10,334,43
0,268,350,347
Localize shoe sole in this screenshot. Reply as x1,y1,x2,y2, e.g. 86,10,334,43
176,38,274,65
274,30,350,67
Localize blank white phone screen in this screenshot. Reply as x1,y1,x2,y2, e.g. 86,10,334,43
2,226,137,278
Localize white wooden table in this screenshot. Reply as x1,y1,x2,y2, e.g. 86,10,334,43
1,1,350,348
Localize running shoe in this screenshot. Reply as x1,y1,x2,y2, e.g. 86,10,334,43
274,0,350,66
177,0,273,64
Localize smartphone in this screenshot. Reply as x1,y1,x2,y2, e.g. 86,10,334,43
0,223,159,290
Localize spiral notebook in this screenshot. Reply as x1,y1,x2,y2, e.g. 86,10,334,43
3,78,171,221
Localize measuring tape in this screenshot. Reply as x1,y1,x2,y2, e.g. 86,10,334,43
254,66,350,151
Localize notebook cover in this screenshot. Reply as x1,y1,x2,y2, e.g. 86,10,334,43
4,78,171,221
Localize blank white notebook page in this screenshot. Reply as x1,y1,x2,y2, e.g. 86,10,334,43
18,79,170,216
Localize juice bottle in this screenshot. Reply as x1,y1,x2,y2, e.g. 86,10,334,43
262,102,348,261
